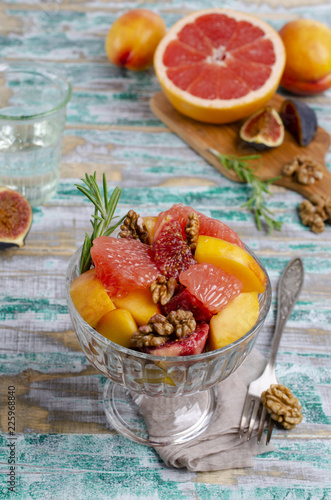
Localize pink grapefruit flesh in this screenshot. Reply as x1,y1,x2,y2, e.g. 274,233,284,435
154,9,286,123
154,204,244,248
91,236,159,298
179,262,243,314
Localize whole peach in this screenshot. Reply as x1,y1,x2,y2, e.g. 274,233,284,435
105,9,166,71
279,19,331,95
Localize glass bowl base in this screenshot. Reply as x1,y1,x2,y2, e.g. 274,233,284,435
103,380,218,447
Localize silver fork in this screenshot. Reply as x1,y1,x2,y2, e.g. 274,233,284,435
239,257,304,444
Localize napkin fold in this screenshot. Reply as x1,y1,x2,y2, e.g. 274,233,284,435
136,349,275,471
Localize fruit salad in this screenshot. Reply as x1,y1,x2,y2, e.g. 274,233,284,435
70,201,266,357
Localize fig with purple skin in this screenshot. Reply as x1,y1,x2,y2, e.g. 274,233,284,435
280,99,318,146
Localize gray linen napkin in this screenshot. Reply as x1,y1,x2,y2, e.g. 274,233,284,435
136,349,275,471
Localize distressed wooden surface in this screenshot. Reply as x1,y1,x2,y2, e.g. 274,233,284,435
0,0,331,499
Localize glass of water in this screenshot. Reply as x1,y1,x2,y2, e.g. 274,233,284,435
0,62,72,206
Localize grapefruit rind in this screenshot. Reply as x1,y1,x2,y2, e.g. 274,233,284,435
154,9,286,124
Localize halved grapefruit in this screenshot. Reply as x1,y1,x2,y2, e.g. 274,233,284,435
154,9,286,124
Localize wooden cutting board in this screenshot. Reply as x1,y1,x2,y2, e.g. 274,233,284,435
150,92,331,202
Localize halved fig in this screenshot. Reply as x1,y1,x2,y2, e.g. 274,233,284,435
239,106,285,149
280,99,317,146
0,187,33,248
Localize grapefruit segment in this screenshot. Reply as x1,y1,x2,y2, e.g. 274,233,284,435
188,65,219,99
91,236,159,298
163,40,206,67
232,38,276,65
195,13,237,48
226,58,271,91
154,204,245,249
167,63,207,91
216,66,249,100
154,9,286,124
179,262,243,314
225,21,265,51
186,65,250,100
177,23,213,54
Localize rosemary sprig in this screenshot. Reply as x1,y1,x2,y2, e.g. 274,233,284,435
209,148,283,233
76,172,124,274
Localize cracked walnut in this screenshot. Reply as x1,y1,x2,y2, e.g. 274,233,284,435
119,209,149,243
150,275,177,306
261,384,303,430
299,195,331,234
283,155,324,185
131,310,196,348
185,212,199,253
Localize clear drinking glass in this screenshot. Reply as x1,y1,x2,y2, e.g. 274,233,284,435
66,245,272,447
0,62,72,206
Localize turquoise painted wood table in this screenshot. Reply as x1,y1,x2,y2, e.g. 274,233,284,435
1,1,331,498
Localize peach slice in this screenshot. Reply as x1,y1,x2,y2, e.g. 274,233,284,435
208,292,260,350
194,235,266,293
69,269,115,328
95,308,138,348
112,288,160,326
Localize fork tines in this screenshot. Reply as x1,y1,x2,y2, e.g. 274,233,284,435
239,398,274,445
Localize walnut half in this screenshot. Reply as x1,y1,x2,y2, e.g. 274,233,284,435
299,195,331,234
283,155,324,185
185,212,199,253
150,275,177,306
119,209,148,243
131,314,174,348
131,310,196,348
167,309,196,338
261,384,303,430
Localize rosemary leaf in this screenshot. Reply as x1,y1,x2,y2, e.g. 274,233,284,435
103,174,109,211
75,173,124,274
209,148,282,233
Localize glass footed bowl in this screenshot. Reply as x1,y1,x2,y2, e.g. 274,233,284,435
66,246,271,447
